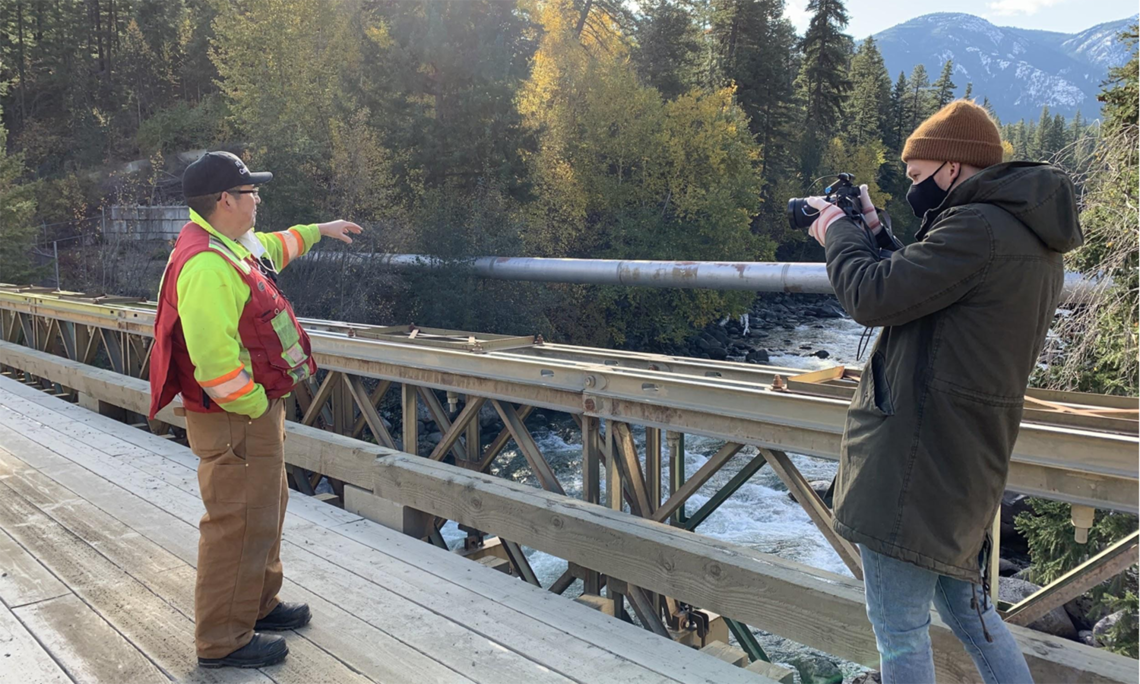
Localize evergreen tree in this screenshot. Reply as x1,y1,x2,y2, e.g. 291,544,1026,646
710,0,800,207
907,63,931,131
1053,112,1069,153
886,70,909,151
1034,106,1063,160
931,59,956,109
0,97,38,284
846,36,890,146
632,0,701,99
795,0,854,179
963,82,973,100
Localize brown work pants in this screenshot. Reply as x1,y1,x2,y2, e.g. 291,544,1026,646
185,399,288,659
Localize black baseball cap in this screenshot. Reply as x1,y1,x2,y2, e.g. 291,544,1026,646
182,151,273,198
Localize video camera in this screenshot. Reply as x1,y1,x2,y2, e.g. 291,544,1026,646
786,173,865,230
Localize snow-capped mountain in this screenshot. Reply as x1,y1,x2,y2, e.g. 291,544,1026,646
872,13,1137,122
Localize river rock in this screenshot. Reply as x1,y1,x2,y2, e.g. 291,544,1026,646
728,355,746,363
1093,610,1130,646
479,402,501,428
1012,566,1034,582
423,431,443,448
787,480,833,508
1064,594,1098,631
747,349,770,364
999,493,1032,557
785,652,843,684
999,577,1078,639
813,303,845,319
1078,630,1096,646
998,557,1025,577
850,672,881,684
813,350,830,359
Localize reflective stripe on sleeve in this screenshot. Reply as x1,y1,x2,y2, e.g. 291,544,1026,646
275,228,305,267
201,366,256,404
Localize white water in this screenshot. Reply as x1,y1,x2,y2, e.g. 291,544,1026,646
438,316,875,678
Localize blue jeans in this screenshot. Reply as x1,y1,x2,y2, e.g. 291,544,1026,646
859,545,1034,684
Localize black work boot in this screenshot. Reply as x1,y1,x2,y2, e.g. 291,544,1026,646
254,602,312,631
198,633,288,669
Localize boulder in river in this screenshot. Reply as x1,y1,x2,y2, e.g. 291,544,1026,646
785,652,843,684
999,577,1078,639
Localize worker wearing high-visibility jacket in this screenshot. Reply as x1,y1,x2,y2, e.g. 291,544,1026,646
148,151,362,669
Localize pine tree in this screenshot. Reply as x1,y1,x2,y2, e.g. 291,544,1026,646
632,0,701,99
0,98,38,284
709,0,800,205
1034,106,1056,160
931,59,956,109
907,63,931,132
1052,113,1068,154
846,36,890,146
796,0,854,178
798,0,852,130
886,70,909,151
963,82,973,100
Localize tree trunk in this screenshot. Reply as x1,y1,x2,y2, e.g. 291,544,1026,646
16,1,28,124
574,0,593,38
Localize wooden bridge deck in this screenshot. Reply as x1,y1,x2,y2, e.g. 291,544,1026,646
0,373,768,684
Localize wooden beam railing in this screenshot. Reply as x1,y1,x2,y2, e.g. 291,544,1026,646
372,453,1138,684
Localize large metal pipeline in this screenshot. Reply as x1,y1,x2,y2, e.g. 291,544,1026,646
319,252,1102,300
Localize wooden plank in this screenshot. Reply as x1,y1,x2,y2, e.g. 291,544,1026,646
344,375,396,449
1005,531,1140,627
0,601,72,684
351,379,391,440
653,442,744,523
0,484,269,684
787,366,846,384
429,396,485,462
1,469,186,580
0,437,466,684
492,400,564,494
372,453,1140,684
318,535,773,684
0,431,383,684
701,641,748,667
277,541,588,684
759,448,862,580
0,527,70,608
402,383,418,456
282,523,733,684
477,405,534,472
611,422,652,517
417,386,468,462
746,661,797,684
302,371,338,427
14,594,167,683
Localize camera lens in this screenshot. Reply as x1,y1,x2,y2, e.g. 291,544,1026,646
787,198,820,230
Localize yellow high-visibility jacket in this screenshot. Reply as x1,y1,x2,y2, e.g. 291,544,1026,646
174,209,321,419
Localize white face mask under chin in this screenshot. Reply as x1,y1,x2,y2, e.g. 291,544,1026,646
236,229,267,259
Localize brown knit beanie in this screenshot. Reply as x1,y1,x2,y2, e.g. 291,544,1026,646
902,99,1004,169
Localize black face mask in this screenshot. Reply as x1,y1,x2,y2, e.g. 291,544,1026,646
906,161,952,219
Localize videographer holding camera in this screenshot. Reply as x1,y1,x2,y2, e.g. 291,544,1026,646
798,100,1083,684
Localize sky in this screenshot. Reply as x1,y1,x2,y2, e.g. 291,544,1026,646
783,0,1139,39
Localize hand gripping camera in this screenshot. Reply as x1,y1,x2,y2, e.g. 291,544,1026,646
786,173,865,230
